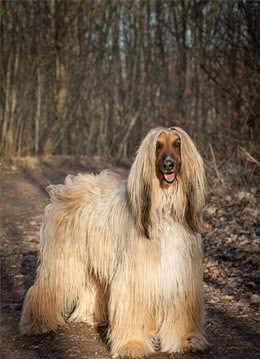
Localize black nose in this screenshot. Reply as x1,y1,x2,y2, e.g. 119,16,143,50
161,156,175,172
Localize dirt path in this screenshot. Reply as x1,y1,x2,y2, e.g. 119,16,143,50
1,159,260,359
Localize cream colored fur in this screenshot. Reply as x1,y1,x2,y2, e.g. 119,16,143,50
20,127,208,357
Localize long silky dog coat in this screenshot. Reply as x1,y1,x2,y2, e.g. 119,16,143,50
20,127,208,357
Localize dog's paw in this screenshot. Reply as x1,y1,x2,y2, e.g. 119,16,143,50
161,333,208,353
161,336,186,353
112,340,154,358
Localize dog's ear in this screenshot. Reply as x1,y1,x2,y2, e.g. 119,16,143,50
139,179,152,238
127,168,152,239
185,183,204,234
127,129,160,239
173,127,206,234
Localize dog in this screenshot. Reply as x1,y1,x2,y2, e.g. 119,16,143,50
20,127,208,357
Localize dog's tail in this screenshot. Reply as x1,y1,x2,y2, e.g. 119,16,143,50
20,175,92,335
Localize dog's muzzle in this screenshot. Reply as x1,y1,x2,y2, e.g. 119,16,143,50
160,155,176,184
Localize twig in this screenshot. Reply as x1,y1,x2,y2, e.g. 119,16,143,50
240,147,260,167
209,143,223,183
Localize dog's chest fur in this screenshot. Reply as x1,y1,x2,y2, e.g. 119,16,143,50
151,188,202,297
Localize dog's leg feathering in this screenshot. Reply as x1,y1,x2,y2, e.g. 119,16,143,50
108,281,156,358
20,187,91,334
19,283,65,335
159,298,208,353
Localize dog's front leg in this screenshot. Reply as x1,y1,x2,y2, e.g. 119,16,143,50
108,283,155,358
159,297,208,353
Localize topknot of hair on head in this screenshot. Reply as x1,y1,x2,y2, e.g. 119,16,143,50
167,126,176,132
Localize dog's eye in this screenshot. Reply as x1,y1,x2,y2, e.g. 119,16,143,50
172,139,181,148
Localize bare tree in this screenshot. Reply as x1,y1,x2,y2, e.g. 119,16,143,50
0,0,259,161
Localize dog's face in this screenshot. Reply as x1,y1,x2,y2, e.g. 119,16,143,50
155,131,181,187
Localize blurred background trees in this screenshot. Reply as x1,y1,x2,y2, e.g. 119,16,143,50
1,0,259,166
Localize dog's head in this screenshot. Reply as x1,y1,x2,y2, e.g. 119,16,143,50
155,131,181,187
127,127,206,238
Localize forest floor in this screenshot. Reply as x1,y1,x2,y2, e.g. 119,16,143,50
1,157,260,359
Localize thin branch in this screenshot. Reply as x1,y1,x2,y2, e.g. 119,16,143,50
240,147,260,167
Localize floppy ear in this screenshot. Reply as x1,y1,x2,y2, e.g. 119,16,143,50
127,128,160,239
127,176,151,238
172,127,206,234
185,183,204,233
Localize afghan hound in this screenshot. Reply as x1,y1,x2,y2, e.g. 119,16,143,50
20,127,208,357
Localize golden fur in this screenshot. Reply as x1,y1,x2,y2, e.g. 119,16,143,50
20,127,208,357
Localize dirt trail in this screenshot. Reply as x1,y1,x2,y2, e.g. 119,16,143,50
1,159,260,359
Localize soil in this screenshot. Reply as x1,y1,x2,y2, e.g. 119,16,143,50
1,157,260,359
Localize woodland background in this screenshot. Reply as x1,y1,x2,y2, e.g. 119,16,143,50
1,0,259,186
1,2,260,358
